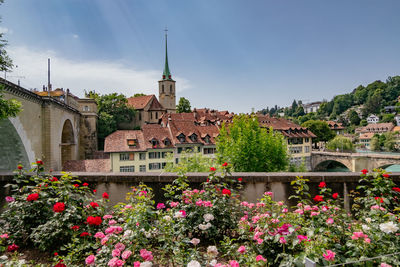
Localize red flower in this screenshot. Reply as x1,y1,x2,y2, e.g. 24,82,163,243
210,167,216,172
222,189,231,196
36,160,43,165
393,187,400,193
71,225,80,231
54,252,58,256
206,178,210,183
313,195,324,202
375,197,384,203
318,182,326,188
83,182,89,186
26,193,39,201
90,202,99,209
53,202,65,213
238,177,243,182
361,169,368,175
54,261,66,267
87,216,102,226
17,165,23,170
7,243,19,252
102,192,109,199
93,189,97,193
50,177,58,182
383,174,390,178
332,193,339,199
74,184,79,188
80,232,90,237
222,162,228,167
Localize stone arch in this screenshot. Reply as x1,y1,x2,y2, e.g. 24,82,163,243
60,119,75,167
0,118,30,171
376,161,400,170
313,160,351,172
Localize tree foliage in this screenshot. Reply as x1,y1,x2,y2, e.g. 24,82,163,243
326,136,355,152
216,114,288,172
176,97,191,113
133,93,146,97
164,151,216,173
86,91,136,149
301,120,335,143
348,110,361,125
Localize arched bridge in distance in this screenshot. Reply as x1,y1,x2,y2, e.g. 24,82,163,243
311,151,400,172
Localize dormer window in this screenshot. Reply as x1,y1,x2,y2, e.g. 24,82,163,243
204,135,211,144
164,138,171,146
178,133,186,143
127,139,137,147
190,133,198,142
150,138,159,148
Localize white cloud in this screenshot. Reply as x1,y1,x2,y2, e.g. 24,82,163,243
72,34,79,39
0,27,12,34
6,46,190,98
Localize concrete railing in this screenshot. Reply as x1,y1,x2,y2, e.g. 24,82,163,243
0,172,399,208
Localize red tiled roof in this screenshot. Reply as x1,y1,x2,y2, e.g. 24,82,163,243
127,95,156,110
257,115,316,138
104,130,146,152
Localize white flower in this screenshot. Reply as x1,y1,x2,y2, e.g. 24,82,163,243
144,231,152,238
0,255,7,261
365,218,372,223
174,211,185,218
380,221,399,234
362,224,370,231
199,222,212,231
210,260,217,266
123,230,133,237
163,215,172,221
190,238,200,245
207,245,218,257
140,261,153,267
203,213,214,222
187,260,201,267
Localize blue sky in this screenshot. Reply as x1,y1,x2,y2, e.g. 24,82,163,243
2,0,400,113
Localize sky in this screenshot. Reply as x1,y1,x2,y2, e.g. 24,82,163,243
1,0,400,113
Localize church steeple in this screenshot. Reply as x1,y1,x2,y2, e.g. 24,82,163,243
162,28,172,81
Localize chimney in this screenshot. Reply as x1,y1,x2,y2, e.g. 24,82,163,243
47,58,51,96
66,89,70,105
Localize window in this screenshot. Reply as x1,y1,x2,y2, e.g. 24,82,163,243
204,135,211,144
149,152,161,159
204,148,216,154
289,146,303,154
151,138,159,147
190,134,198,142
120,166,134,172
120,153,130,161
304,146,310,153
170,85,172,93
139,153,146,160
162,151,171,158
162,84,165,93
178,147,193,154
149,163,161,170
127,139,137,147
162,162,167,169
305,138,309,143
139,113,142,121
139,165,146,172
84,106,89,111
178,134,186,143
155,112,158,119
151,112,153,119
175,158,179,164
164,138,171,146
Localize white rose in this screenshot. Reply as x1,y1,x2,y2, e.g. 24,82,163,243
140,261,153,267
365,218,372,223
207,245,218,257
174,211,184,218
163,215,172,221
190,238,200,245
380,221,399,234
362,224,370,231
0,255,7,261
199,223,212,231
124,230,133,237
210,260,217,266
187,260,201,267
203,213,214,222
144,231,152,238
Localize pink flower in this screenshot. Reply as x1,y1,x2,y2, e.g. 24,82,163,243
103,214,113,220
282,208,288,213
139,191,147,197
229,260,240,267
294,209,304,215
114,226,123,234
380,263,392,267
195,199,203,206
264,192,274,197
5,196,14,203
134,262,141,267
351,231,366,240
179,210,186,217
85,255,95,265
157,203,166,209
105,227,115,234
304,205,312,211
124,205,133,209
237,245,246,254
121,250,132,260
364,238,371,243
297,235,308,242
101,237,109,245
94,232,105,239
326,218,334,224
112,249,121,257
279,237,287,244
140,249,153,261
323,250,335,261
256,255,267,262
371,205,380,210
310,211,320,216
115,243,125,251
170,201,179,207
190,238,200,245
204,201,213,207
109,219,117,225
0,234,9,239
277,201,284,206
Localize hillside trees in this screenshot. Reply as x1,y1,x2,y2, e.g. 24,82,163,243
348,110,361,125
216,114,288,172
301,120,335,146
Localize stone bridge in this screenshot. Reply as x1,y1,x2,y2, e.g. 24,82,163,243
0,78,97,171
311,151,400,172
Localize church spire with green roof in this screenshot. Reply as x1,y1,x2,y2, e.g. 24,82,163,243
162,29,172,80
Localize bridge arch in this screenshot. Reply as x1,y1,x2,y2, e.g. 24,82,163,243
0,118,30,171
313,160,351,172
60,119,75,167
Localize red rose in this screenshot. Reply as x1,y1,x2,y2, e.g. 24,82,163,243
102,192,109,199
87,216,102,226
383,174,390,178
393,187,400,193
313,195,324,202
332,193,339,199
17,165,23,170
361,169,368,175
318,182,326,188
74,184,79,188
80,232,90,237
238,177,243,182
83,182,89,186
90,202,99,209
53,202,65,213
93,189,97,193
7,243,19,252
36,160,43,165
222,189,231,196
206,178,210,183
222,162,228,167
375,196,384,203
26,193,39,201
54,252,58,256
71,225,80,231
50,177,58,182
54,261,66,267
210,167,216,172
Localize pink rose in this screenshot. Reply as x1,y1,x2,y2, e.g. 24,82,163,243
115,242,125,251
237,245,246,254
112,249,121,257
322,250,335,261
279,237,287,244
170,201,179,207
0,234,9,239
229,260,240,267
94,232,105,239
85,255,95,265
157,203,166,209
122,250,132,260
256,255,267,262
134,262,141,267
326,218,334,224
109,219,117,225
140,249,153,261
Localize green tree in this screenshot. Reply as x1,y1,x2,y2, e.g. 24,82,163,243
293,106,305,117
216,114,288,172
370,134,381,151
381,114,395,123
383,132,396,152
363,89,383,116
86,92,136,149
301,120,336,145
133,93,146,97
164,151,216,173
326,136,355,152
176,97,191,113
348,110,361,125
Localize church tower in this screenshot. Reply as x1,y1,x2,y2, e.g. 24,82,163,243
158,30,176,113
